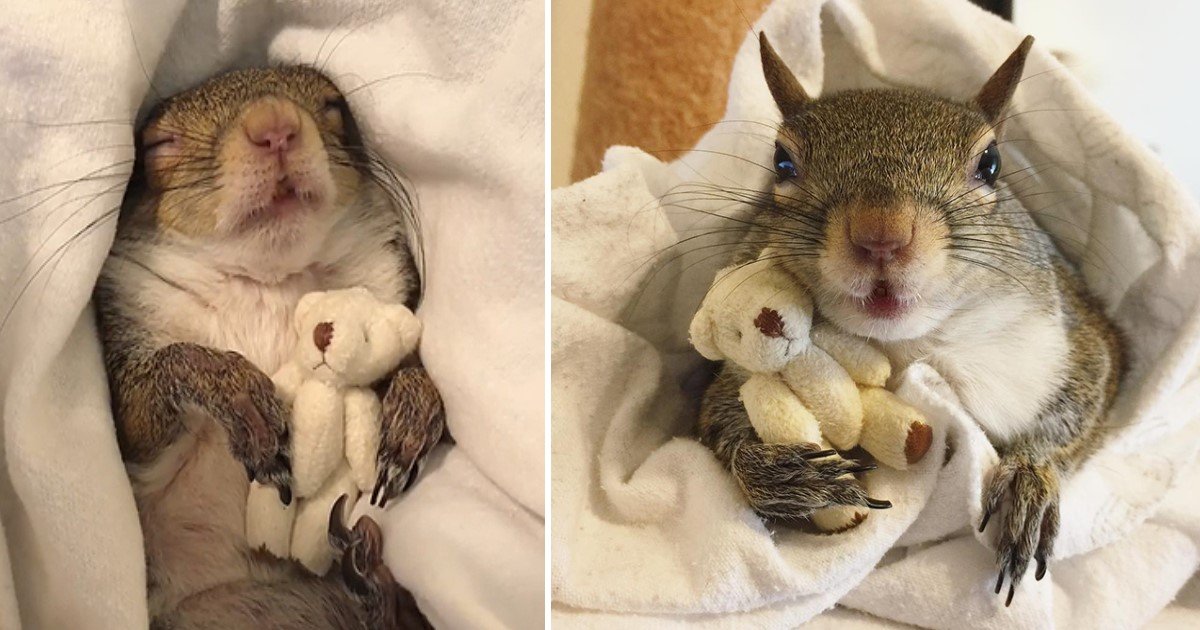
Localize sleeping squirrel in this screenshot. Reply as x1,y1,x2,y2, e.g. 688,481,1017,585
698,34,1124,606
93,66,443,628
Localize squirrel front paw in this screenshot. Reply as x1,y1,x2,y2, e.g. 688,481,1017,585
159,343,293,504
979,455,1060,606
371,367,446,507
732,442,890,520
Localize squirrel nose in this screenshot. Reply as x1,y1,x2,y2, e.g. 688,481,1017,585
852,235,910,263
242,97,300,153
314,321,334,353
849,212,914,263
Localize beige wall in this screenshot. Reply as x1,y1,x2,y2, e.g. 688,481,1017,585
550,0,592,188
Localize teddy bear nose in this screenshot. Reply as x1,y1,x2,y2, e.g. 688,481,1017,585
314,321,334,353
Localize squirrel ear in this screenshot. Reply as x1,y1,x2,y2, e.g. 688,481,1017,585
974,35,1035,126
759,32,809,120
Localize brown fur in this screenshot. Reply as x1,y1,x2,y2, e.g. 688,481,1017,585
698,34,1124,605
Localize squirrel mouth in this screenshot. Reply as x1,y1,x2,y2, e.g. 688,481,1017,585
862,281,909,319
271,178,300,206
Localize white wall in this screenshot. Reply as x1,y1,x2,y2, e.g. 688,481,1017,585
1017,0,1200,197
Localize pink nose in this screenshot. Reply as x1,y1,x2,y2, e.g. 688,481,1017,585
852,236,910,263
248,126,295,152
241,97,300,153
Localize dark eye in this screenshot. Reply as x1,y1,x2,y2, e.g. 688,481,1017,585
975,141,1001,186
774,143,798,181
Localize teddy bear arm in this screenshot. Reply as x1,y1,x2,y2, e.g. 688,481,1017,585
271,362,307,405
343,387,383,492
739,374,821,445
781,348,864,450
291,380,346,498
811,323,892,388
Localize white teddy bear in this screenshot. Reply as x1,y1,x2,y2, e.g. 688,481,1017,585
246,287,421,573
689,253,932,532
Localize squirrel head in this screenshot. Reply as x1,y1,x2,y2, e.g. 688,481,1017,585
291,287,421,387
756,33,1036,342
124,66,373,262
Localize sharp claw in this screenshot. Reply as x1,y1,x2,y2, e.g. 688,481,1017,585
847,463,877,474
371,469,386,506
995,568,1005,594
804,449,837,460
328,494,350,548
1035,554,1047,581
276,452,291,471
402,461,421,492
865,497,891,510
1005,582,1015,607
244,462,256,482
978,508,992,532
277,484,292,506
378,476,396,509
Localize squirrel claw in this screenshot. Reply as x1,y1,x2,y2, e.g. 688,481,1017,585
983,455,1061,606
847,463,877,474
978,508,992,532
803,448,838,460
864,497,891,509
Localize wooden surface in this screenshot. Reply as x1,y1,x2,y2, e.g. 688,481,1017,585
569,0,773,183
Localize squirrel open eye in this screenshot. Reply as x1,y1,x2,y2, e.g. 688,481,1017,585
974,141,1001,186
773,143,798,182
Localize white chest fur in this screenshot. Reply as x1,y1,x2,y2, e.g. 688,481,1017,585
882,295,1069,445
151,270,320,374
106,213,410,375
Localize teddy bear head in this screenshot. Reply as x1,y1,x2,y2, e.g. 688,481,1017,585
290,287,421,386
688,258,813,373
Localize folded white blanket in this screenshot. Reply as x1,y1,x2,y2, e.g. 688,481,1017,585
0,1,544,628
550,0,1200,627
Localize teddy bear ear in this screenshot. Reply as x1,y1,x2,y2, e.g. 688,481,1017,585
294,291,325,329
373,304,421,345
688,310,723,361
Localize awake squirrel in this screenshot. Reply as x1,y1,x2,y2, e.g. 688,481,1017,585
698,34,1124,606
94,66,443,628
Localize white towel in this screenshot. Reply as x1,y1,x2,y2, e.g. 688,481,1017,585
550,0,1200,627
0,1,544,628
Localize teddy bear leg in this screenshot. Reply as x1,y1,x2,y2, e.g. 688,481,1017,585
810,478,872,533
291,380,346,499
344,388,382,493
740,374,870,533
859,386,933,470
291,464,359,575
246,480,296,557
